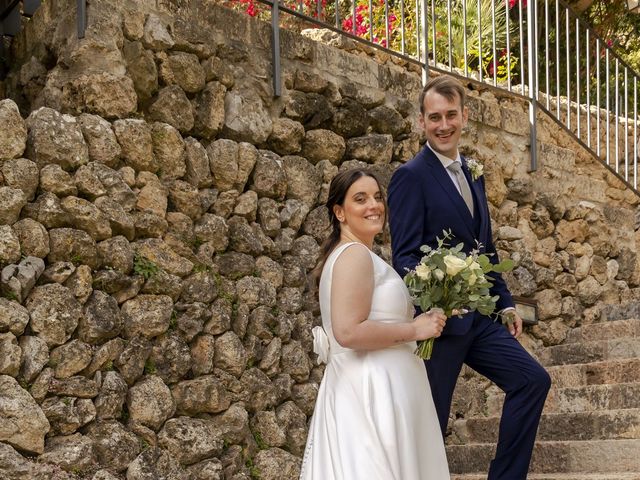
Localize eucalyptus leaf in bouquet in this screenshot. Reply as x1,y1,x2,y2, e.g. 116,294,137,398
404,230,514,359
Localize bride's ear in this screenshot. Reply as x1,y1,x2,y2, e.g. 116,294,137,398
333,205,345,223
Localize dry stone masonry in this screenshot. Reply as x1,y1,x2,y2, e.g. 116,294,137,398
0,0,639,478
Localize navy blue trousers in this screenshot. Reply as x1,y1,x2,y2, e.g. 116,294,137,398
425,315,551,480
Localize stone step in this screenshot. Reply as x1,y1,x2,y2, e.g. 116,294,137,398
547,358,640,388
564,318,640,344
451,474,640,480
448,409,640,445
600,301,640,322
539,338,640,367
446,439,640,474
460,375,640,419
544,383,640,414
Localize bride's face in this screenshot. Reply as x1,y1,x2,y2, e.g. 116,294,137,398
333,176,385,241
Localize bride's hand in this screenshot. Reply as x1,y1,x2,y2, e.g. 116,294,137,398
413,309,447,340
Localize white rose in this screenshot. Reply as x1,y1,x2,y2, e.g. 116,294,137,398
415,263,431,280
433,268,445,281
443,255,467,276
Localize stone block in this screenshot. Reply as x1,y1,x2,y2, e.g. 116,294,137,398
500,105,528,135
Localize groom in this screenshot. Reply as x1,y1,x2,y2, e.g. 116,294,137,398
388,75,550,479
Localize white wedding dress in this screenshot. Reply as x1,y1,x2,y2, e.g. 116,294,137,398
300,242,450,480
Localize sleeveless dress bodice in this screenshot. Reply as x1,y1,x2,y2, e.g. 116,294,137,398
300,242,449,480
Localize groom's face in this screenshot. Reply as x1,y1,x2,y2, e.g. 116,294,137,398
419,90,468,160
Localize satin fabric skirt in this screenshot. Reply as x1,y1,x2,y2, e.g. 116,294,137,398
300,343,450,480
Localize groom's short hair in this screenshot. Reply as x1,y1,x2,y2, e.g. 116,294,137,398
419,75,466,115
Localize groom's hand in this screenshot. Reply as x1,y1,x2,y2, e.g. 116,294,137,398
502,309,523,338
508,312,523,338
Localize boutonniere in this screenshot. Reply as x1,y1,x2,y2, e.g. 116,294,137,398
466,158,484,181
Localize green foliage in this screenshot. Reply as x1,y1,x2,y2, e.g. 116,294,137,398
253,431,268,450
144,358,157,375
70,253,83,265
432,0,521,81
133,253,160,280
192,237,205,249
268,323,279,336
169,310,178,330
102,360,114,371
212,272,223,289
193,263,211,273
343,0,419,52
531,0,640,113
341,0,520,81
578,0,640,73
1,290,18,301
245,457,261,479
213,272,235,302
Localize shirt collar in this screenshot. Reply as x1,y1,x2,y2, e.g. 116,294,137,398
427,142,462,169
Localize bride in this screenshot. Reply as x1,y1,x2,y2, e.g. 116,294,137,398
300,169,450,479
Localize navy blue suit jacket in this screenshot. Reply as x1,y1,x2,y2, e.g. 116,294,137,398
388,145,514,336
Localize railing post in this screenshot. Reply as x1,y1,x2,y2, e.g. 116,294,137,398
421,0,429,84
0,23,5,79
77,0,86,38
526,0,538,172
271,0,281,97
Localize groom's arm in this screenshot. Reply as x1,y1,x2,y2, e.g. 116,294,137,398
479,176,515,312
388,166,425,278
486,247,515,312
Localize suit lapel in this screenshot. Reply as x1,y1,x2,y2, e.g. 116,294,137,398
461,157,490,245
423,148,476,240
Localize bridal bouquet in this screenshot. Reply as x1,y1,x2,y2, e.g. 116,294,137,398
404,231,514,359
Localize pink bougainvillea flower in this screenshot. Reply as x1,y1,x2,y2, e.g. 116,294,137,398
245,0,258,16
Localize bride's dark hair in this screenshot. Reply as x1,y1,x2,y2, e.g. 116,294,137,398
312,168,386,281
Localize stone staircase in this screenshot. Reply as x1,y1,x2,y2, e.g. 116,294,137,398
447,317,640,479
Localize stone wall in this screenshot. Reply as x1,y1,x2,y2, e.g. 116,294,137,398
0,0,638,479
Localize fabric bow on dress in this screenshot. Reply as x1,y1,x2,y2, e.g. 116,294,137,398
312,326,330,364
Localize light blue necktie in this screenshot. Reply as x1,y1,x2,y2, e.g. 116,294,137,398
447,162,474,217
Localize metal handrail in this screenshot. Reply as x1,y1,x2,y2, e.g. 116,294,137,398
1,0,85,78
246,0,640,195
0,1,85,40
1,0,23,36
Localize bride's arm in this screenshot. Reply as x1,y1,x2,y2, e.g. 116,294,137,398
330,244,445,350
